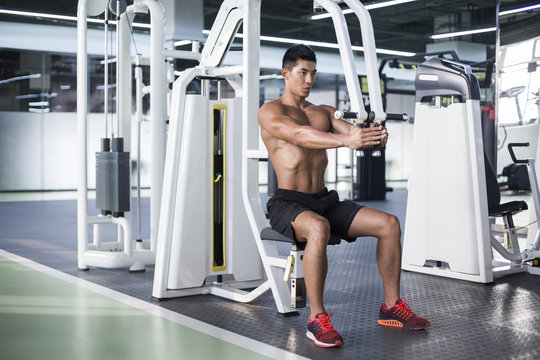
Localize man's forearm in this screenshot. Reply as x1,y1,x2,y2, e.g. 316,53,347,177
290,126,348,149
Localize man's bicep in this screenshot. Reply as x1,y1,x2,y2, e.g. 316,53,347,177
260,114,300,142
258,103,296,139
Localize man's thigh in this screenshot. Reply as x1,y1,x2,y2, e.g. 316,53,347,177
323,200,363,241
347,207,399,238
291,210,329,244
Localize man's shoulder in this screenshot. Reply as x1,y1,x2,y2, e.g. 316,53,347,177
261,99,283,108
259,99,286,115
312,103,335,112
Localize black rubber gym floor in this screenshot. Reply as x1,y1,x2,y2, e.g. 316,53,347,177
1,189,540,359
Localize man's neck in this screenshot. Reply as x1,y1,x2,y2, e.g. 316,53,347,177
280,89,306,108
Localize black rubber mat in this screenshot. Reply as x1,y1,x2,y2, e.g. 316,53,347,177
1,189,540,359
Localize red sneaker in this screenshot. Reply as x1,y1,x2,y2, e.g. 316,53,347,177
378,299,430,330
306,312,344,348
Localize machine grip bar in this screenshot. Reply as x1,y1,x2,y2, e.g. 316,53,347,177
341,111,359,119
386,113,408,121
508,143,530,164
334,110,361,120
335,110,408,122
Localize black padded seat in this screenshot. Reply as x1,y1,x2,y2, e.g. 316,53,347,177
489,201,528,218
260,227,341,245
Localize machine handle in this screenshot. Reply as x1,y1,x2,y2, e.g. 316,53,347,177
335,110,407,157
508,142,530,164
335,110,408,122
334,110,365,121
385,113,408,121
340,111,359,119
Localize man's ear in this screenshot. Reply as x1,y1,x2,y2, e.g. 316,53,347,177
281,67,288,78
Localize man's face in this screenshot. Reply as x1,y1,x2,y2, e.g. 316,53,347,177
282,59,317,98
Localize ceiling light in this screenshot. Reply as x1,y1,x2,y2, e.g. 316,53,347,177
16,92,58,99
0,73,41,85
0,9,76,21
28,108,50,113
430,27,496,40
0,9,151,29
260,74,283,80
173,40,193,47
0,9,414,58
311,0,417,20
29,101,50,107
499,3,540,16
202,29,415,57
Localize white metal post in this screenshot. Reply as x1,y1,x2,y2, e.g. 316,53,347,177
466,101,493,282
76,0,89,270
142,0,167,251
314,0,366,118
344,0,385,121
239,0,296,314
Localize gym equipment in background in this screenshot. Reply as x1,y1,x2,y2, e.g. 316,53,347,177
499,162,531,192
76,0,199,271
77,0,163,271
489,143,540,271
402,57,540,283
334,110,407,200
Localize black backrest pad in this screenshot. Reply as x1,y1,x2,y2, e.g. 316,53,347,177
484,151,501,212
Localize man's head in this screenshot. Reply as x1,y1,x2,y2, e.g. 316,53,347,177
281,44,317,98
282,44,317,70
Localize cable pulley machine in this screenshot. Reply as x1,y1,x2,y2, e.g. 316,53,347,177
76,0,169,271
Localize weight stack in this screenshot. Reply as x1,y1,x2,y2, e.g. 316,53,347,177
353,147,387,201
96,138,131,217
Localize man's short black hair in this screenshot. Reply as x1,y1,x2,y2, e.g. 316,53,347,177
282,44,317,70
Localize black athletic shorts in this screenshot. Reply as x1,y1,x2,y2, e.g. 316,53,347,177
266,188,364,250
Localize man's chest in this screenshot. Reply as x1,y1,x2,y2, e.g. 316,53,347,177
287,107,331,132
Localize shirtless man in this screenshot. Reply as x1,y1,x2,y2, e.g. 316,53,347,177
258,44,429,348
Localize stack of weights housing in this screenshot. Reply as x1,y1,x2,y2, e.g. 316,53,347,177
96,138,130,217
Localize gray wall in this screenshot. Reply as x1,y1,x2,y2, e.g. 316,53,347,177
0,111,152,191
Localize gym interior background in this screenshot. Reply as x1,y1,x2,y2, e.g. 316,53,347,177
1,1,540,359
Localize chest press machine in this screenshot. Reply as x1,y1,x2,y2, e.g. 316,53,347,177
151,0,400,314
152,0,276,308
402,58,540,283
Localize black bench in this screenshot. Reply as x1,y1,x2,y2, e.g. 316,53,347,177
260,227,342,246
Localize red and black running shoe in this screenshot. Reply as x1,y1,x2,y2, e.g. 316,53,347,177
378,298,430,330
306,312,344,348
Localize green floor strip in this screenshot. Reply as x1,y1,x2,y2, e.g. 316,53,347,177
0,256,272,360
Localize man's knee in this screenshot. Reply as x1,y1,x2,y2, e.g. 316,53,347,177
380,214,401,240
305,217,331,246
